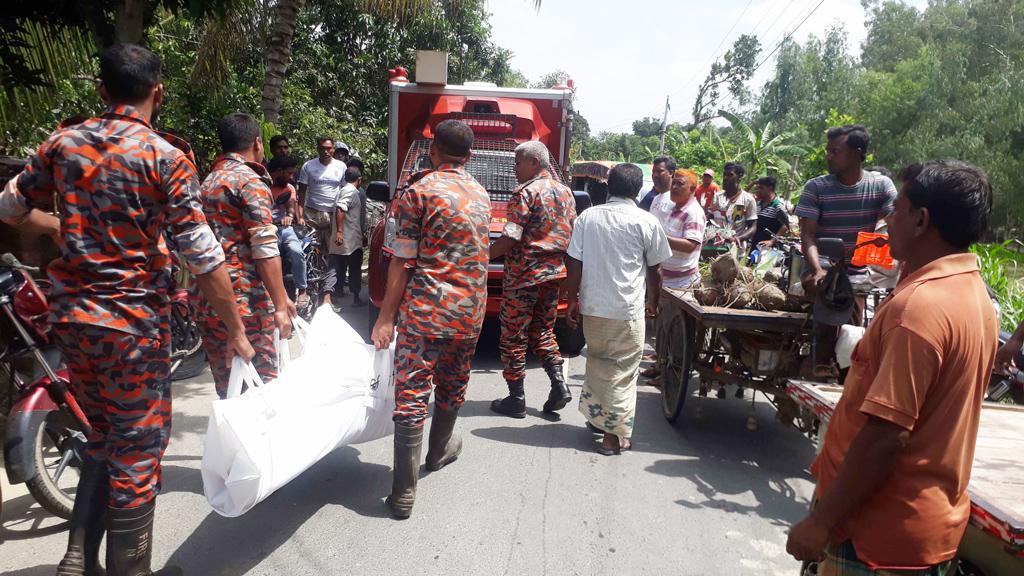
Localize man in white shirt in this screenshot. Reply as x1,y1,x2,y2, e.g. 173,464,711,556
329,166,366,308
563,163,672,455
297,136,346,306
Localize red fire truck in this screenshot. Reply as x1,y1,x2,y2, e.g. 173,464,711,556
366,67,586,353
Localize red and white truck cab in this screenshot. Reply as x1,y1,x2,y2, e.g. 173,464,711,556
366,65,586,353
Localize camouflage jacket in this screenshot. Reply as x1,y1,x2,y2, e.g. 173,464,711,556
389,163,491,339
191,153,279,319
502,170,576,290
0,105,224,337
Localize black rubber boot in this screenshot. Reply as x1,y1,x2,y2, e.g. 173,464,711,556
424,407,462,472
490,378,526,418
542,362,572,413
105,499,182,576
57,459,109,576
386,423,424,519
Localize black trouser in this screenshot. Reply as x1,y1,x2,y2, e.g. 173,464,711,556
329,248,363,298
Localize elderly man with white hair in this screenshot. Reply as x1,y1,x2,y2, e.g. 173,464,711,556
490,140,577,418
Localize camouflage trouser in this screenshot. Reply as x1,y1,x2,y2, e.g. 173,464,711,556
53,324,172,509
393,328,478,427
197,313,277,398
499,280,562,382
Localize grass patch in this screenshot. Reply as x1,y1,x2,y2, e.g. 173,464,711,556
972,242,1024,332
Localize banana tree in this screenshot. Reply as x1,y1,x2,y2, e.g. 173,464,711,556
718,109,810,195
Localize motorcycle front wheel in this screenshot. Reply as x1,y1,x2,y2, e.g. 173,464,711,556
25,409,85,519
169,298,207,381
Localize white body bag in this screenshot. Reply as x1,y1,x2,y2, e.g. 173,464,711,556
201,307,395,517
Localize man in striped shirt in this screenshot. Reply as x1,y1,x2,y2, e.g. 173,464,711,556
796,125,896,378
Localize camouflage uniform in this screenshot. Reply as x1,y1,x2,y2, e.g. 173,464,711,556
191,153,280,397
499,170,577,382
0,105,225,508
387,164,491,426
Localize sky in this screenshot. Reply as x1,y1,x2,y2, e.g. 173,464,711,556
485,0,930,134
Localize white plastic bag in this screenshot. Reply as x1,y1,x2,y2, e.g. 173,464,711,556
836,324,867,370
201,306,395,517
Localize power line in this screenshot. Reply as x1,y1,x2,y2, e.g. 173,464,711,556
752,0,829,73
756,0,805,47
599,0,828,132
761,0,820,57
666,0,791,124
676,0,758,101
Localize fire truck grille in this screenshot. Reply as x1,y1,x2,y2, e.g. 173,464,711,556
400,137,566,198
439,112,520,135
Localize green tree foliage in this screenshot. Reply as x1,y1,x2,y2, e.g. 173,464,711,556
632,117,663,138
757,0,1024,233
690,34,761,128
530,70,569,89
1,0,523,181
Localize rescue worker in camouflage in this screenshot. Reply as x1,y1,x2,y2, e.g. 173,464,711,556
0,44,254,576
490,140,577,418
193,113,296,398
371,119,490,519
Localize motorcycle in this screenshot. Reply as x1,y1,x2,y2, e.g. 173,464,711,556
988,330,1024,405
283,224,328,321
1,253,90,519
168,256,207,381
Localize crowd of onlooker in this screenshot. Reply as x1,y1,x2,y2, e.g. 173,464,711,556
264,134,381,313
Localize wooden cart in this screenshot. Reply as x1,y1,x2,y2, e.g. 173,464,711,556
657,287,813,423
787,379,1024,576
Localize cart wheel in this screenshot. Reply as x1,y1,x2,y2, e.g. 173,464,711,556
661,315,694,423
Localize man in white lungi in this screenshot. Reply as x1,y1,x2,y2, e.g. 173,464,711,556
562,163,672,455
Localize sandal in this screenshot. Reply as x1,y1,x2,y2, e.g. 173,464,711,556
640,367,661,378
597,434,628,456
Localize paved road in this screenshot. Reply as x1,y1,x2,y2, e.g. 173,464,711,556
1,305,816,575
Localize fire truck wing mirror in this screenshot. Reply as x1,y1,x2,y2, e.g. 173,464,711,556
367,181,390,203
573,190,592,214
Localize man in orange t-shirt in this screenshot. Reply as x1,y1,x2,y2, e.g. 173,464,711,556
694,168,720,210
786,161,998,574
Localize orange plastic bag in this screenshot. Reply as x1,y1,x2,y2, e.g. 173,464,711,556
851,231,894,269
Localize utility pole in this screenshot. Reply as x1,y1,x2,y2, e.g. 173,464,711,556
658,95,670,156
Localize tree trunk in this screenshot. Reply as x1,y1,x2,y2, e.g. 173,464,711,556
114,0,149,44
261,0,306,124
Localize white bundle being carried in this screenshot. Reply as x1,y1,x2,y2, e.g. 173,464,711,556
201,306,395,517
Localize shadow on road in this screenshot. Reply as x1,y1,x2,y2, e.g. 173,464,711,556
638,388,816,528
0,491,67,542
469,384,816,529
0,564,57,576
471,422,599,453
164,445,390,576
457,399,565,421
